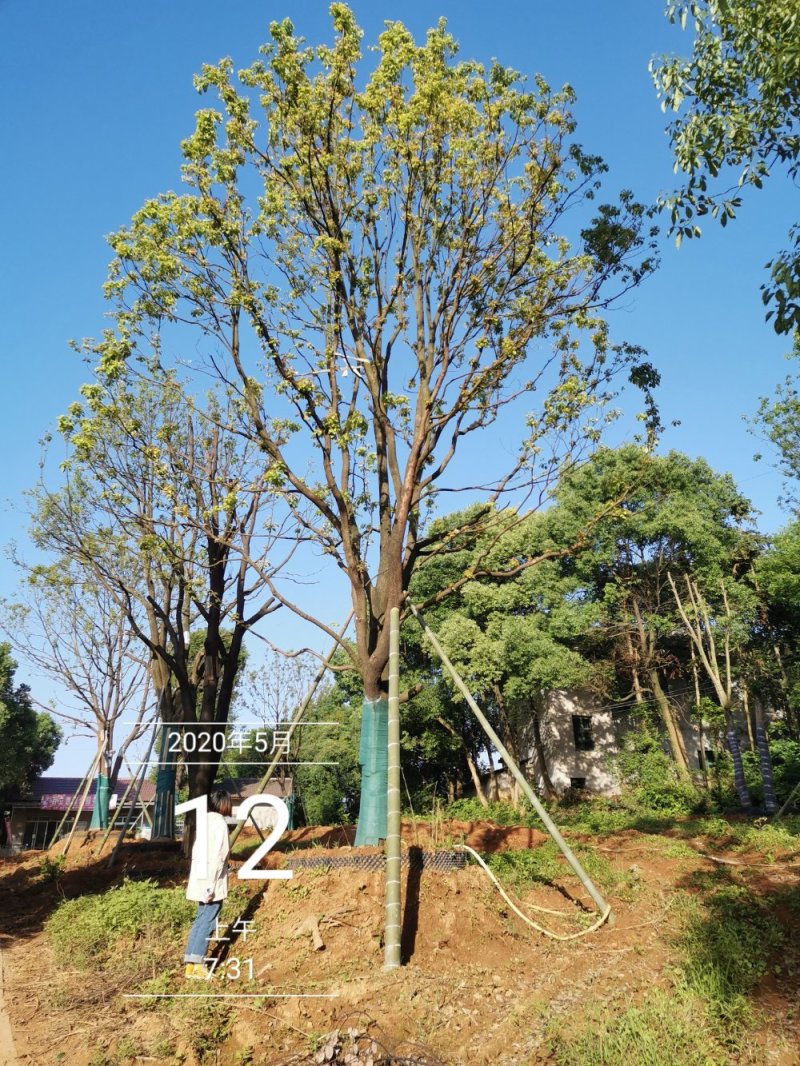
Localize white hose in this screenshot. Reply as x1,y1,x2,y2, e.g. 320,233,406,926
455,843,612,942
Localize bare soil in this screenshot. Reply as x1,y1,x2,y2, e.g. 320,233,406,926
1,820,798,1065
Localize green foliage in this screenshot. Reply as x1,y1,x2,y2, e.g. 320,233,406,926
0,643,61,801
742,738,800,805
445,798,522,825
45,878,193,968
615,733,705,815
487,844,563,889
37,854,66,882
87,4,660,731
487,841,627,896
677,883,785,1028
652,0,800,332
294,679,361,825
754,344,800,508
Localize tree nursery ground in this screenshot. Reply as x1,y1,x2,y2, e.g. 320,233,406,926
1,814,798,1066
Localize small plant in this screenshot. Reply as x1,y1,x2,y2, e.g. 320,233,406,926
37,853,66,882
112,1036,139,1062
176,998,232,1062
615,733,706,816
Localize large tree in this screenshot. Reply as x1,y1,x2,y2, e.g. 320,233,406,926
651,0,800,332
90,7,659,841
34,372,292,837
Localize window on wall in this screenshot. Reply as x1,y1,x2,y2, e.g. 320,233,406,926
572,714,595,751
570,777,587,790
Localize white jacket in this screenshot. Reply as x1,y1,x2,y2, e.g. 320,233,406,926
186,811,230,902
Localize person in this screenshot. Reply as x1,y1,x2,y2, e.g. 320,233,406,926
183,789,232,980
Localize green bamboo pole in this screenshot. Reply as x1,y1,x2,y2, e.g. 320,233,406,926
409,603,613,924
228,613,353,853
384,607,402,970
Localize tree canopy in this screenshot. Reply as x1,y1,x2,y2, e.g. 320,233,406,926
95,5,659,704
0,644,62,802
651,0,800,332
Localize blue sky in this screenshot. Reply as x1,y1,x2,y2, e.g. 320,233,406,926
0,0,796,773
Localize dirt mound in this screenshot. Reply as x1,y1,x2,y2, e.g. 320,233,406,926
2,821,799,1064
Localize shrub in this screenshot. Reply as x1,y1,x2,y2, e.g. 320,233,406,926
615,735,706,816
445,798,523,825
45,877,193,968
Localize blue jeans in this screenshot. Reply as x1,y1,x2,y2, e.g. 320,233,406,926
184,901,223,964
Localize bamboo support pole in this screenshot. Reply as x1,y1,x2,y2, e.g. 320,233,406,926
107,729,160,868
62,749,103,856
228,613,353,853
98,725,158,853
774,780,800,820
384,607,402,970
409,602,613,924
50,749,101,846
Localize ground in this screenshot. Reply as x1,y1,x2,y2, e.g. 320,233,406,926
0,815,798,1065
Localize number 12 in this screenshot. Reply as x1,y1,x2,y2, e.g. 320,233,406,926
175,793,293,880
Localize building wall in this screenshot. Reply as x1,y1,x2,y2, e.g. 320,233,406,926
479,687,724,800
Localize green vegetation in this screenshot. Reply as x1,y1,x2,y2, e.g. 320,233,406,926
546,879,788,1064
0,643,61,806
652,0,800,333
45,877,192,968
486,841,635,898
547,989,721,1066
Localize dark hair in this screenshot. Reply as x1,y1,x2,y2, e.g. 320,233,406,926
209,790,232,817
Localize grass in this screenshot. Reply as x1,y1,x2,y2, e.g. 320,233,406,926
546,988,724,1066
485,841,639,899
45,877,193,968
545,876,788,1064
675,881,785,1031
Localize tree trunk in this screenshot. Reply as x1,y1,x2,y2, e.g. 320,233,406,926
531,708,556,800
89,734,111,829
434,714,489,806
648,670,692,781
153,687,178,840
354,695,389,845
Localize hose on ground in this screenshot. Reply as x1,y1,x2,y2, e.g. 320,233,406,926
455,843,612,942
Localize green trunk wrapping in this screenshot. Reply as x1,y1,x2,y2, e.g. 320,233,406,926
355,696,388,845
153,726,177,839
89,773,110,829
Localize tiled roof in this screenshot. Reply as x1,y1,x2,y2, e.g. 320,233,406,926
25,776,156,803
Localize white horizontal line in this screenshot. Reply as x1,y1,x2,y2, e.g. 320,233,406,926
126,761,340,766
119,722,341,727
124,993,339,998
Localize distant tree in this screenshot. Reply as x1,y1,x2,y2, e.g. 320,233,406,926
1,564,153,828
406,506,599,803
754,519,800,738
0,644,61,806
96,7,659,840
549,446,759,779
651,0,800,332
34,372,291,838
